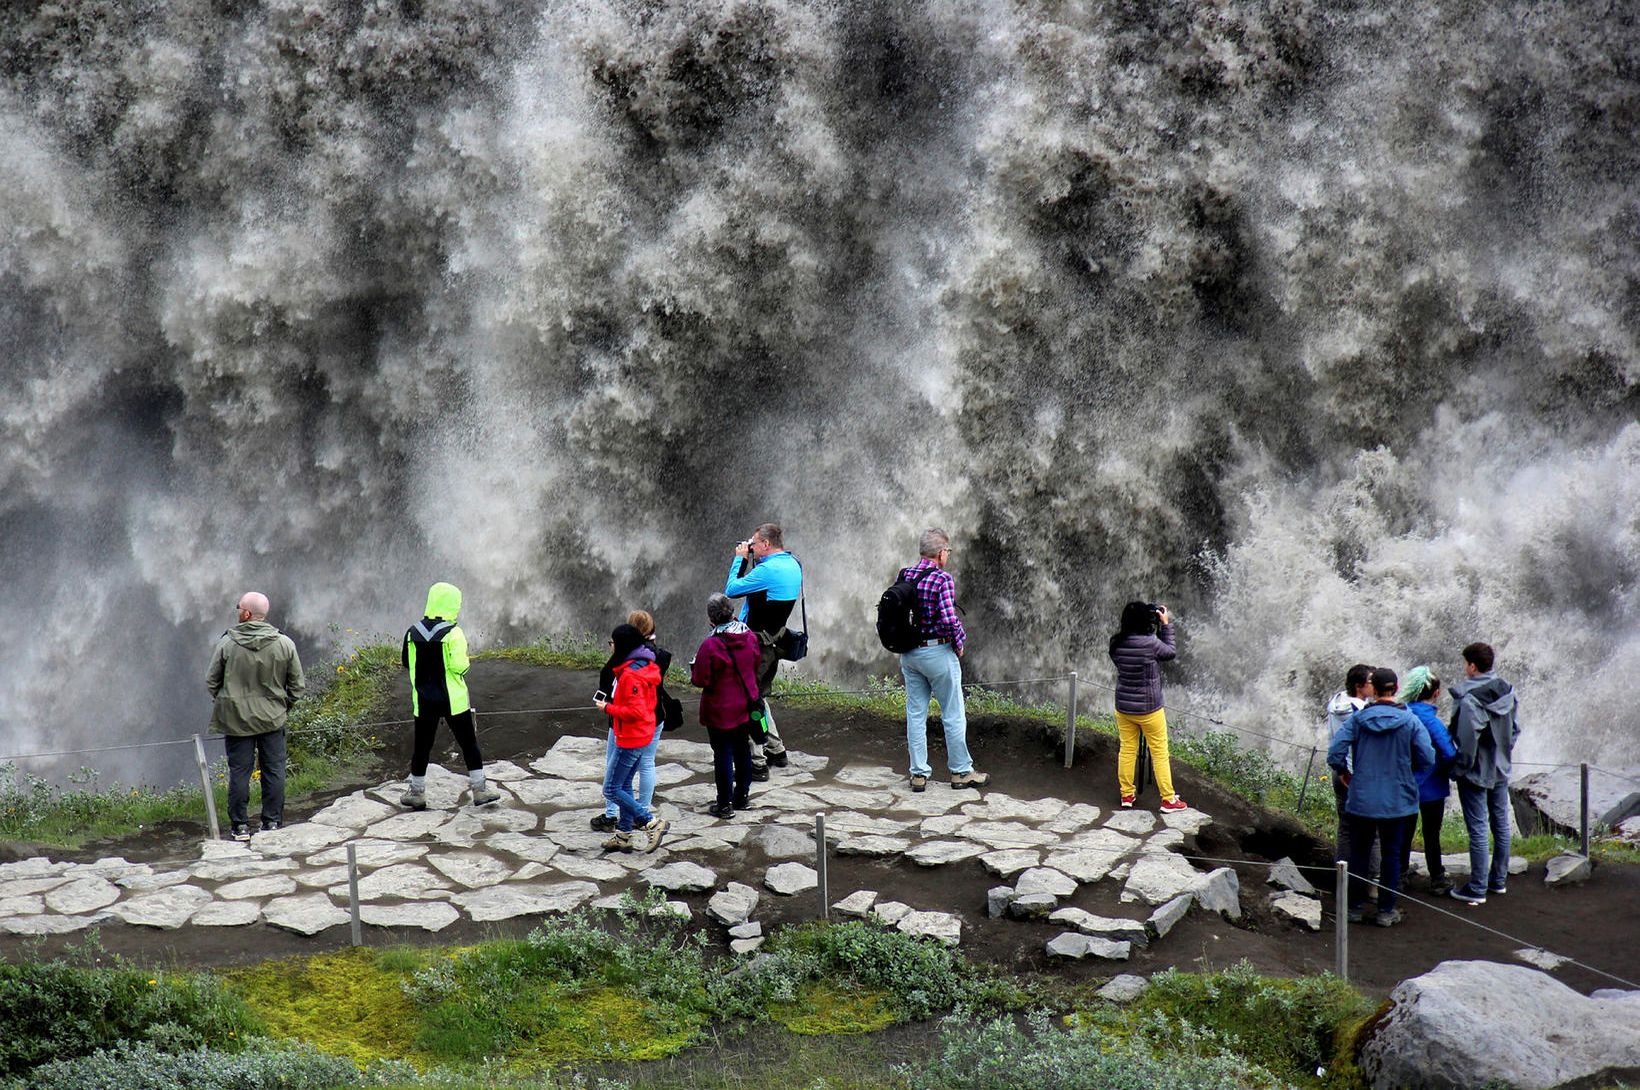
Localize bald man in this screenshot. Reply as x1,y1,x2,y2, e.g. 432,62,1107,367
207,591,306,840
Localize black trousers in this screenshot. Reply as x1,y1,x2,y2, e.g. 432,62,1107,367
1398,798,1448,882
225,729,286,827
708,724,752,808
1346,813,1411,913
1334,776,1381,877
410,707,483,776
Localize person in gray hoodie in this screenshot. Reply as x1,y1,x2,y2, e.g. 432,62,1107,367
207,591,306,840
1448,642,1521,906
1325,664,1377,874
1327,666,1435,927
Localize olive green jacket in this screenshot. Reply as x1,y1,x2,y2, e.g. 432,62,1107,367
206,621,306,736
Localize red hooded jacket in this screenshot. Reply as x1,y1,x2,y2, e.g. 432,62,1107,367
605,657,661,748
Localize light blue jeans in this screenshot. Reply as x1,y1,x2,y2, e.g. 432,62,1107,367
902,643,973,777
602,724,663,819
1456,778,1511,893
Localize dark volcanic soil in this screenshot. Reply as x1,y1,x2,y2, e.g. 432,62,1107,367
10,660,1637,999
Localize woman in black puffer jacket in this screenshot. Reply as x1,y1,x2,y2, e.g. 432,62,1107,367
1109,601,1188,813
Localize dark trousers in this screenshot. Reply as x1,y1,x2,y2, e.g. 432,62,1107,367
225,729,286,827
1346,813,1411,913
708,724,753,808
410,707,483,777
1398,798,1448,883
1334,777,1381,877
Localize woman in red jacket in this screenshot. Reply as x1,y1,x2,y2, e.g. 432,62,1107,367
594,624,670,852
690,594,762,817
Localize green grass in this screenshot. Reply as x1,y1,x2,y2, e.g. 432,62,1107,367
0,644,399,848
474,632,609,671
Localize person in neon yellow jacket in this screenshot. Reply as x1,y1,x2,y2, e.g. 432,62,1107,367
399,582,500,809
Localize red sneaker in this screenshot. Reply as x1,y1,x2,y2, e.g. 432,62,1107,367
1120,795,1136,809
1159,796,1189,813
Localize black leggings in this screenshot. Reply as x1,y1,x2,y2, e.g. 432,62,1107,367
411,707,483,776
708,724,753,807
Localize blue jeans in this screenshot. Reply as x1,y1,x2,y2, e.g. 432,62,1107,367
602,725,663,818
603,746,653,832
901,644,973,777
1456,778,1511,893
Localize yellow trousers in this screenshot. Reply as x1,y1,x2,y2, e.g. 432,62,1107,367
1116,708,1176,801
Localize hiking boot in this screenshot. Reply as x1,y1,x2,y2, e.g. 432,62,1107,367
230,823,251,842
1427,876,1453,897
766,751,789,768
590,813,618,832
259,819,282,833
1345,905,1370,924
707,802,734,819
642,817,670,853
749,766,770,782
731,795,750,811
399,786,427,811
602,830,634,852
470,783,502,807
1449,887,1486,906
910,774,928,793
1120,795,1136,809
950,770,990,790
1159,796,1190,813
1373,908,1404,928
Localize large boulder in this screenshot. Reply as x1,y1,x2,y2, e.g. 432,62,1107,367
1514,766,1640,834
1361,960,1640,1090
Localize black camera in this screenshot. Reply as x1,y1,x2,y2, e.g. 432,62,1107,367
1147,603,1164,615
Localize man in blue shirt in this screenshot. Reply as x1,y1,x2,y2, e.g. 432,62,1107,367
725,522,802,778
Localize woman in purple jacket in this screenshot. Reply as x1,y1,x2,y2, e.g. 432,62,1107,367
1109,601,1188,812
691,593,763,818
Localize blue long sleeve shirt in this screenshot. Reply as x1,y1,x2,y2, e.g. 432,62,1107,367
724,551,802,632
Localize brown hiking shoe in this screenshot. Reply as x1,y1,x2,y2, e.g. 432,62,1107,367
642,817,670,853
950,770,990,789
601,830,634,853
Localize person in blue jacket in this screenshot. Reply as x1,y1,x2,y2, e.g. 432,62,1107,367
1327,666,1435,927
724,522,802,778
1397,666,1457,895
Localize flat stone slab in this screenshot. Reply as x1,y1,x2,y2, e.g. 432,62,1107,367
117,871,191,892
0,875,72,898
1149,894,1193,938
364,810,455,841
347,864,451,901
656,739,716,763
1545,852,1592,886
882,788,969,815
1042,803,1103,835
907,841,987,867
729,936,765,954
507,778,606,808
262,893,349,935
0,896,43,916
752,825,816,858
824,812,915,837
191,857,299,881
360,902,461,932
1268,857,1318,896
309,840,427,868
451,881,599,921
898,910,962,946
191,901,261,927
1270,890,1321,931
1049,907,1149,945
832,890,878,918
531,739,610,780
307,794,398,829
1145,829,1186,852
480,832,562,864
642,862,718,892
749,788,822,812
1104,811,1157,835
1514,947,1572,971
45,877,121,914
765,862,818,895
782,751,830,773
1160,807,1213,835
707,882,760,925
1043,848,1123,884
0,859,69,881
980,849,1041,878
1006,893,1058,919
549,855,628,882
872,900,912,924
480,759,532,781
1098,974,1149,1002
216,875,298,900
918,815,969,837
1121,854,1203,906
960,821,1058,848
962,793,1066,823
832,765,906,788
68,857,151,880
649,900,692,921
1046,932,1131,960
835,835,910,857
108,886,213,929
728,920,763,939
1015,867,1078,898
1193,867,1241,920
295,866,351,889
0,913,110,935
428,852,516,889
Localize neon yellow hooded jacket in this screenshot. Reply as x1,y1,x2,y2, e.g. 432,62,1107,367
402,582,470,716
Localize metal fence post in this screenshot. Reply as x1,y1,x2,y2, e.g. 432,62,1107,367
1064,671,1078,769
1335,861,1349,981
815,813,828,920
1580,763,1590,858
347,842,363,946
1297,747,1318,813
193,734,221,843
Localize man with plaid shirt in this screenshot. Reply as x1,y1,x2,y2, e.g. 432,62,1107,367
898,528,990,791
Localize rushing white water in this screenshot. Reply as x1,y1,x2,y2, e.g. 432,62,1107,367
1,1,1636,785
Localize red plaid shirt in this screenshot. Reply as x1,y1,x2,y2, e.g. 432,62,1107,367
899,558,965,653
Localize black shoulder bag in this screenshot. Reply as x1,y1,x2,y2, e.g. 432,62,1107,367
777,556,809,662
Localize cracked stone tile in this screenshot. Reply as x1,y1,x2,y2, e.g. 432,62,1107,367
1042,803,1103,835
427,852,516,889
1103,811,1157,836
980,849,1041,878
906,841,986,867
191,857,300,881
308,793,397,829
216,875,298,900
192,901,261,927
0,913,111,935
452,881,600,922
832,765,906,788
309,840,427,868
263,893,349,935
109,886,213,928
959,821,1058,849
44,877,121,914
361,902,461,932
835,835,910,857
960,794,1066,823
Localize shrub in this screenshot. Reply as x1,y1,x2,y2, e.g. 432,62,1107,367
0,958,257,1078
2,1040,363,1090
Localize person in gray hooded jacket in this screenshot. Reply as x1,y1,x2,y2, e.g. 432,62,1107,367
207,591,306,840
1448,641,1520,906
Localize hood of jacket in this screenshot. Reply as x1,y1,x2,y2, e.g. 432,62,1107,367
1354,701,1413,733
424,582,462,621
228,620,282,649
1455,674,1516,716
619,646,657,668
1327,690,1365,718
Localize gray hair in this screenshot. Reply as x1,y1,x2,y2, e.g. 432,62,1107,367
918,528,950,559
706,593,736,626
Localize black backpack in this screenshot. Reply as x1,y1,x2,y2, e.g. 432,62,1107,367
876,568,930,653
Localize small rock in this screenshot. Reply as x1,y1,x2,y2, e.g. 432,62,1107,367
1513,947,1571,971
729,936,765,954
1544,852,1592,887
262,893,350,935
1049,907,1148,945
1006,893,1059,919
1148,894,1192,938
728,921,763,939
872,900,912,924
108,886,213,929
216,875,298,900
44,877,121,914
980,849,1041,877
832,890,878,918
907,841,987,867
1267,857,1318,896
707,882,760,925
642,861,719,893
897,910,962,946
1270,890,1321,931
648,900,692,921
1046,932,1131,960
1097,974,1149,1002
1193,868,1241,920
360,903,460,932
1016,867,1078,898
765,862,818,896
986,886,1018,918
1103,811,1157,835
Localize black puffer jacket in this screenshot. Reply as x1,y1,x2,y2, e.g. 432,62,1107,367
1109,624,1175,714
